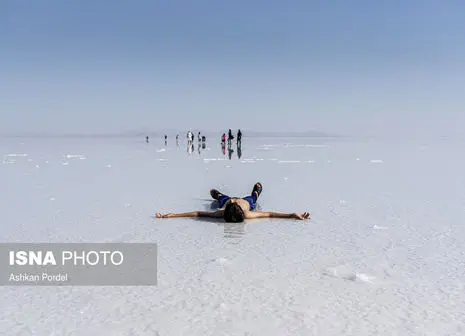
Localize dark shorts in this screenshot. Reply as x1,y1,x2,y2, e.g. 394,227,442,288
218,195,257,211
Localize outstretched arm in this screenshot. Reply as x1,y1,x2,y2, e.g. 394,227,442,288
156,210,224,219
245,211,310,220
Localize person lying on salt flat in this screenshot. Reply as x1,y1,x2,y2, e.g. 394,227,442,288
156,182,310,222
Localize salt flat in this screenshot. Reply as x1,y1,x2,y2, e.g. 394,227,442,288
1,136,464,336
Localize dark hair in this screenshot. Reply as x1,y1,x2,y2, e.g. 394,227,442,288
223,202,245,223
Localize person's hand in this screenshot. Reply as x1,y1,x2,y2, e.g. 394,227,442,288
156,213,170,218
293,212,310,220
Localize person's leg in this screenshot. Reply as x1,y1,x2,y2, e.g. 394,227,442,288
210,189,230,208
242,182,262,210
217,195,230,208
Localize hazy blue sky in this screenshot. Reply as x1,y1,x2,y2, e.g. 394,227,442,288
1,0,464,137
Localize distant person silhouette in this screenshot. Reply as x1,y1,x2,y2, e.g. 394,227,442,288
228,129,234,146
146,136,149,143
164,134,167,145
222,133,226,145
187,131,194,144
176,134,179,146
237,144,242,159
237,129,242,145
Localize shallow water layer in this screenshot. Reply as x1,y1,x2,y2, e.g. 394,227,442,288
1,136,464,336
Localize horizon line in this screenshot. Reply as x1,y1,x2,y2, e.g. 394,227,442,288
0,129,345,139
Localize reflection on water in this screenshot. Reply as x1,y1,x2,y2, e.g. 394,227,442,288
228,147,234,160
187,142,194,154
208,200,219,210
177,139,244,158
199,198,262,242
153,137,244,159
222,223,245,242
197,142,206,154
221,142,242,160
196,202,247,243
179,140,208,155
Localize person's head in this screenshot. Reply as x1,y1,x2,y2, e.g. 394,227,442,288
223,202,245,223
